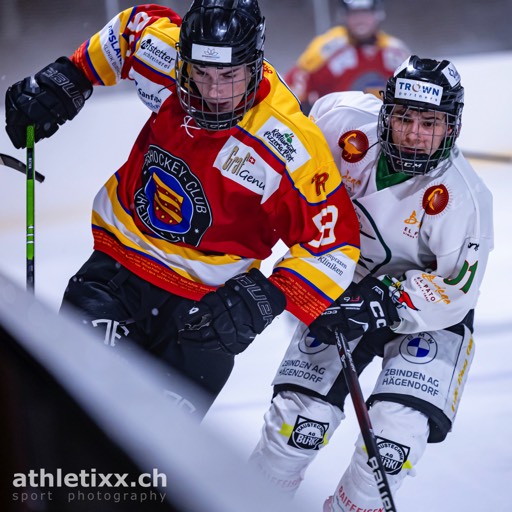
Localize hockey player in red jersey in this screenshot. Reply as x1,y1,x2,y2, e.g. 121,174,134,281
285,0,410,114
249,56,494,510
4,1,364,418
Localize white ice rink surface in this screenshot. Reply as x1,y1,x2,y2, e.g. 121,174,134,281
1,52,511,511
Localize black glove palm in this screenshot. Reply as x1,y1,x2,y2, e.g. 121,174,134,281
173,269,286,355
309,275,400,344
5,57,93,148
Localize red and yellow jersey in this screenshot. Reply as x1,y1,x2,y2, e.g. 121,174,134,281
285,26,410,108
71,4,360,325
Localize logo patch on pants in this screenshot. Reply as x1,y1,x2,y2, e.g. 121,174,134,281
375,436,411,475
287,415,329,450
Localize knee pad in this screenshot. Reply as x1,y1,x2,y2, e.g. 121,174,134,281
249,390,344,495
329,401,429,511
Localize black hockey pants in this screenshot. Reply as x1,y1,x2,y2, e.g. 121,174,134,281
61,251,235,419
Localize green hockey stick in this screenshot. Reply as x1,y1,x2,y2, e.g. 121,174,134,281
26,125,36,292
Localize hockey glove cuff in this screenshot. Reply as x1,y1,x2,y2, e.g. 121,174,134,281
173,269,286,355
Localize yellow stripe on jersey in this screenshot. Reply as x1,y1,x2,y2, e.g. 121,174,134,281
276,244,360,301
86,32,120,86
92,178,258,283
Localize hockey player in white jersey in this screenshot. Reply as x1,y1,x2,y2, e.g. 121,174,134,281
249,56,494,510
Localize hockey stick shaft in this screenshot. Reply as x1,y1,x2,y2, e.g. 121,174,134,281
26,127,36,292
0,153,45,182
461,150,512,164
334,328,397,512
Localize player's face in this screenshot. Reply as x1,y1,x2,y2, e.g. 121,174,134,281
346,10,380,41
190,64,250,113
390,106,451,155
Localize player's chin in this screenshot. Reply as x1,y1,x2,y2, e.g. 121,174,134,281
400,148,429,156
206,101,232,113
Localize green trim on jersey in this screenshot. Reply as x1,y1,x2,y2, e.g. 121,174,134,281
376,153,412,191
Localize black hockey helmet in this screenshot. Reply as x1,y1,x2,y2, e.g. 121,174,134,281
176,0,266,131
378,55,465,175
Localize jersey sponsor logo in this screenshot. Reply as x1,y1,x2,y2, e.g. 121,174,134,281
404,210,422,227
131,71,172,112
384,277,420,311
299,329,330,354
338,130,369,163
256,118,311,172
214,137,280,197
100,21,123,75
287,415,329,450
277,358,326,382
135,145,212,246
395,78,443,106
341,170,362,193
420,273,451,304
399,332,438,364
375,436,411,475
137,35,176,72
422,184,449,215
403,210,421,238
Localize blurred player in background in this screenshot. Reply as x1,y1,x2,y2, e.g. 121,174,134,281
285,0,410,113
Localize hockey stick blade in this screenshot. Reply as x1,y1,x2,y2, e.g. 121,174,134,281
334,328,397,512
0,153,45,183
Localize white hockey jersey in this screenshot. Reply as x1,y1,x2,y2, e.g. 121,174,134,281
310,92,494,334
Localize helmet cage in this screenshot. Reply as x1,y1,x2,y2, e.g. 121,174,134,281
176,0,265,131
378,104,462,176
176,54,263,131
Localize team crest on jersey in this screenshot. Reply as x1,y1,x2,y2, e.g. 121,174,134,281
287,415,329,450
422,184,449,215
338,130,369,163
399,332,438,364
375,436,411,475
135,145,212,246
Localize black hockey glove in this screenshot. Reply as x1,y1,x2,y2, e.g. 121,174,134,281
5,57,93,148
308,275,400,344
173,269,287,355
